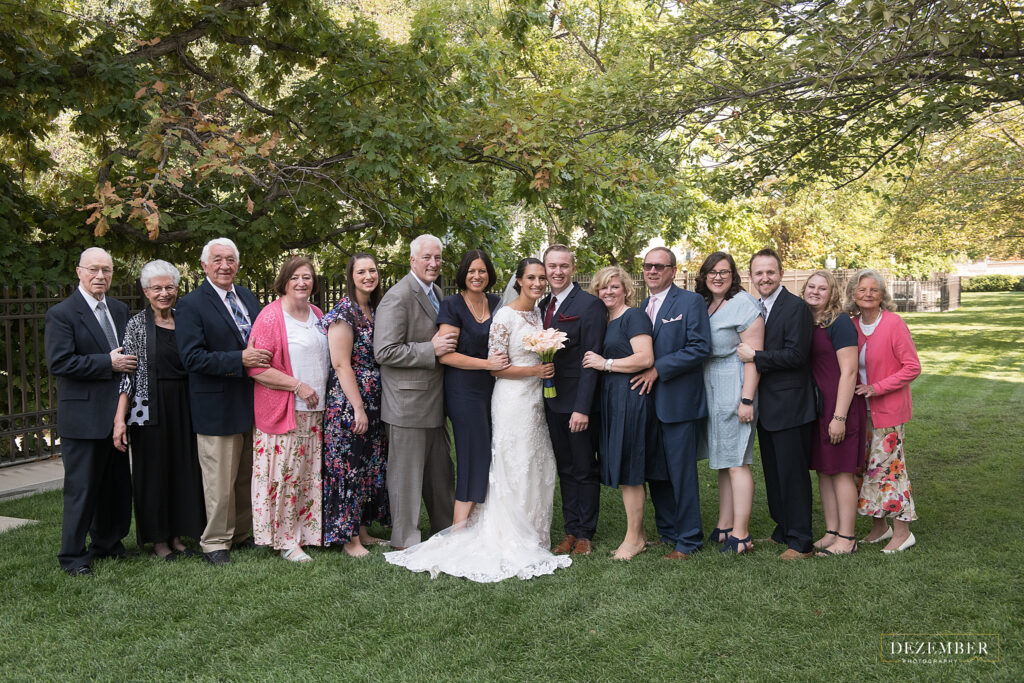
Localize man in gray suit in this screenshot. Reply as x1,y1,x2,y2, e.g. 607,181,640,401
374,234,458,549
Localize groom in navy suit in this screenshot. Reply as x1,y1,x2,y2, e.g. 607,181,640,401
45,247,138,576
632,247,711,559
540,244,606,556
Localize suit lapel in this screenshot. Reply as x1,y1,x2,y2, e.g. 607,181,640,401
73,290,114,351
407,274,437,321
764,287,787,339
556,283,578,320
202,280,245,346
653,286,678,338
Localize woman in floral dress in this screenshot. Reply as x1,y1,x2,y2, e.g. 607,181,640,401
846,269,921,553
319,253,390,557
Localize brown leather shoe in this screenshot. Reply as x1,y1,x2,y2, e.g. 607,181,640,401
662,550,690,560
552,534,577,555
778,548,814,560
572,538,593,556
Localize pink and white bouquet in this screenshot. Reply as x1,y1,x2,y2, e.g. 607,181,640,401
522,328,568,398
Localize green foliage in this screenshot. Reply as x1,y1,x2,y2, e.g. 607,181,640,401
961,274,1024,292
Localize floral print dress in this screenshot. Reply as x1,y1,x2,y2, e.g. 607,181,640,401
319,297,390,544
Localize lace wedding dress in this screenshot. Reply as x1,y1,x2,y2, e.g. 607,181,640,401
384,306,572,582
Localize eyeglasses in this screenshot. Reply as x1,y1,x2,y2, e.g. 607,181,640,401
418,256,443,264
145,285,178,293
642,263,671,272
80,266,113,276
707,269,732,280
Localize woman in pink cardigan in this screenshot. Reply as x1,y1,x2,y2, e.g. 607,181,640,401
248,256,328,562
846,270,921,554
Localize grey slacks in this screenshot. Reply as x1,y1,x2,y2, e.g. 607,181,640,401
385,424,454,548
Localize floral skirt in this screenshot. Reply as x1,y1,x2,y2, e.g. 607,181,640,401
253,412,324,549
857,419,917,522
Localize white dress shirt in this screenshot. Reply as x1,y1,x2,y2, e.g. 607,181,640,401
78,284,118,344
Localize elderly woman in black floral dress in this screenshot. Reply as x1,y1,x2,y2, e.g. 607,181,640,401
113,260,205,560
318,253,390,557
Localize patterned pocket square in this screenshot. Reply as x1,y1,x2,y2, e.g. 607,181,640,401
661,314,683,324
556,313,580,322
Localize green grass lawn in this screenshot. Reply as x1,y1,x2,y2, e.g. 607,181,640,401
1,292,1021,681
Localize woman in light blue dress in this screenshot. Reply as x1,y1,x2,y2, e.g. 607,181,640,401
696,252,764,554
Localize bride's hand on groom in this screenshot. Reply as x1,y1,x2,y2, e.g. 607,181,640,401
535,362,555,379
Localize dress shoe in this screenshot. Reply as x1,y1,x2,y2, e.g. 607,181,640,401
572,538,593,556
174,547,201,559
552,534,577,555
662,550,690,560
862,526,893,544
65,565,92,577
203,549,232,566
232,537,257,550
881,532,916,554
778,548,814,560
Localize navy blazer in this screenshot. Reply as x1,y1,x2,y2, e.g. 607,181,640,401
540,283,606,415
753,286,817,431
44,289,129,439
175,279,262,435
641,284,712,424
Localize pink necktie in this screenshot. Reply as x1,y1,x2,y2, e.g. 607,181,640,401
646,296,657,324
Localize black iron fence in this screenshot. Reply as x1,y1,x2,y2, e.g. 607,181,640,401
0,267,953,467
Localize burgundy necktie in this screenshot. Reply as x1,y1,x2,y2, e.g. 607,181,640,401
544,297,556,328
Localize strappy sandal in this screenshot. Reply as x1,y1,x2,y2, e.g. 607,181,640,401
816,532,858,557
708,527,733,545
813,530,838,549
720,534,753,555
281,547,313,563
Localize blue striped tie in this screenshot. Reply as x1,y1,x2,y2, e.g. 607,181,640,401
225,291,251,342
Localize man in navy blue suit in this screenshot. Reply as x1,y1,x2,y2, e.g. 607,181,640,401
737,248,817,559
45,247,138,576
540,244,606,556
176,238,270,566
632,247,712,560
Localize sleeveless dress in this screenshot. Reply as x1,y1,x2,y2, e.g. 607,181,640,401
384,306,572,582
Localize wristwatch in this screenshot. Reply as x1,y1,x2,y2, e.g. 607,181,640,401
740,398,753,406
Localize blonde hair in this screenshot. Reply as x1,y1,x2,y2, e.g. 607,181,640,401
589,266,635,307
845,269,895,316
801,270,843,328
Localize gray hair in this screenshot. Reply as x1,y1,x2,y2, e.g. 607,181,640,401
844,269,896,315
140,260,181,288
410,234,443,259
200,237,240,265
78,247,112,266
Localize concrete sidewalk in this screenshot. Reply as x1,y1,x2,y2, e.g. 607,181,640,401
0,458,64,501
0,458,63,532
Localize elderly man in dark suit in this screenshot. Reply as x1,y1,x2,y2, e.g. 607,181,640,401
737,248,817,559
632,247,712,560
45,247,138,576
540,244,607,557
175,238,270,566
374,234,457,550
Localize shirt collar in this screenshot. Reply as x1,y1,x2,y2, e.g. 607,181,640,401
77,284,105,310
410,271,434,297
761,285,783,312
206,277,236,301
552,283,575,307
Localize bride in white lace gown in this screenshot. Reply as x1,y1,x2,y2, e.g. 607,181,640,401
385,259,572,582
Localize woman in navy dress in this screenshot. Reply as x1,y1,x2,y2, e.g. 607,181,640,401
320,253,390,557
437,250,509,525
582,266,654,560
802,270,866,556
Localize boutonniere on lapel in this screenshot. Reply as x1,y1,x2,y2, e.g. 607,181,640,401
661,314,683,324
556,313,579,322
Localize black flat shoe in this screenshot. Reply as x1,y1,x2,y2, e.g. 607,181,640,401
65,565,93,577
175,547,201,559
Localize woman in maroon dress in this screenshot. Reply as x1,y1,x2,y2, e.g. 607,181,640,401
801,270,866,556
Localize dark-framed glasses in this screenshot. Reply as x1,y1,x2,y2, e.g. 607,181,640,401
707,269,732,280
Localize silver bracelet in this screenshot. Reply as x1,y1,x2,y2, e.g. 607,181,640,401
603,358,613,372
